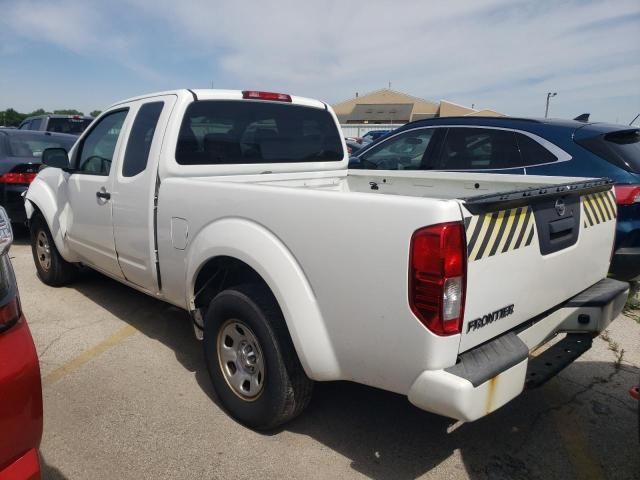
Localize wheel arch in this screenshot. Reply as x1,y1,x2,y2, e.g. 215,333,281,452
186,217,340,381
25,175,79,262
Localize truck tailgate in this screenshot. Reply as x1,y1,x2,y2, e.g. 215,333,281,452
458,179,617,352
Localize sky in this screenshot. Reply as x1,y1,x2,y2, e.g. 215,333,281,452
0,0,639,124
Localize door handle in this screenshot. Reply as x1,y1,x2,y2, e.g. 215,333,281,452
96,190,111,200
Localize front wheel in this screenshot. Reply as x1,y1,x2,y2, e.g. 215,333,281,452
30,214,76,286
203,284,313,430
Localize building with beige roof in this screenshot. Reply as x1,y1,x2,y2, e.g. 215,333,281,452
332,89,503,124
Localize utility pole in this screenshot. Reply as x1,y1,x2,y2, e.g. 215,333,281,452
545,92,557,118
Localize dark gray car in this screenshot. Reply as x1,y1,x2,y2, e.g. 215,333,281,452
0,129,76,223
19,114,93,135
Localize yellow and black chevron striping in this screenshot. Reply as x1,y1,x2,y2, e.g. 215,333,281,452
464,207,536,262
582,190,616,228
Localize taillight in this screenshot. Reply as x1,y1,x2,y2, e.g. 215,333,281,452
0,297,20,333
242,91,292,102
614,185,640,205
409,222,466,335
0,172,38,184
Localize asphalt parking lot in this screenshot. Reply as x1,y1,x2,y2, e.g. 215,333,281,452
9,228,640,480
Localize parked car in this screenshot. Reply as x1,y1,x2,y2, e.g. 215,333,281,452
345,139,363,155
19,114,93,135
349,116,640,280
360,129,392,144
0,207,43,478
27,89,626,430
0,129,77,223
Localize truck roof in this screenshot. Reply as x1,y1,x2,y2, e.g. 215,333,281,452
109,89,328,111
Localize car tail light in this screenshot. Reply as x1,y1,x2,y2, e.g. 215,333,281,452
614,185,640,205
0,172,38,184
409,222,466,335
0,297,20,333
242,91,292,102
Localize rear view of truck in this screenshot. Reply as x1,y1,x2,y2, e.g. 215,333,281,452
404,177,628,421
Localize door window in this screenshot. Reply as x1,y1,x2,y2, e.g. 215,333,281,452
435,128,522,170
75,110,128,175
516,133,558,165
30,118,43,130
122,102,164,177
360,129,435,169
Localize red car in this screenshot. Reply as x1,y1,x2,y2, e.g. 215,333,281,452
0,208,43,479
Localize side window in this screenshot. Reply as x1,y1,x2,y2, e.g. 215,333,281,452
19,120,31,130
516,133,558,165
435,128,522,170
122,102,164,177
30,118,43,130
75,109,128,175
360,129,435,170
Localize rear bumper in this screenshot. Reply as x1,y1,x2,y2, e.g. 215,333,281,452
407,278,628,422
0,316,43,475
0,448,40,480
609,246,640,281
0,185,29,224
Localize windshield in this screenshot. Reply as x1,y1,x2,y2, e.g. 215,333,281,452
47,117,93,134
576,129,640,173
6,133,76,158
176,100,343,165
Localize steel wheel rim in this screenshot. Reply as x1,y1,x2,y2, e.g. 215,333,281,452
36,230,52,271
217,319,265,401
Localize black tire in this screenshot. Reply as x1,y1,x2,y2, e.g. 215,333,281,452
30,214,76,286
203,283,313,430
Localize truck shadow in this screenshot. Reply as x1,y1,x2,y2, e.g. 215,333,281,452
64,269,639,480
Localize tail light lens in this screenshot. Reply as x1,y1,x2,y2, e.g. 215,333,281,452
409,222,466,335
614,185,640,205
242,91,292,102
0,297,20,333
0,172,38,184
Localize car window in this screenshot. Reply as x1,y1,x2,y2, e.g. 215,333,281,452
30,118,43,130
75,110,128,175
360,129,435,169
516,133,557,165
19,120,31,130
48,117,93,134
576,129,640,173
7,133,76,158
122,102,164,177
435,128,522,170
175,100,343,165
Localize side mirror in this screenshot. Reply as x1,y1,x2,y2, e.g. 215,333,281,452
0,207,13,255
348,156,361,168
42,148,70,169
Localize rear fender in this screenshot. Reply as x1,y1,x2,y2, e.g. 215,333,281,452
185,217,340,381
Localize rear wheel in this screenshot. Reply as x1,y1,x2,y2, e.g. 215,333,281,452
203,283,313,430
30,214,76,286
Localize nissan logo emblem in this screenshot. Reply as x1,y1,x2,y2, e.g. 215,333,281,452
555,198,566,216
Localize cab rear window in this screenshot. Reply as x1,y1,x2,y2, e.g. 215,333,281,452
175,100,343,165
576,129,640,173
47,118,92,134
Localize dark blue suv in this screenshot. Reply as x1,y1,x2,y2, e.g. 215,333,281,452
349,117,640,280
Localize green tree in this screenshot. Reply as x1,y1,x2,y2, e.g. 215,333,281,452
28,108,48,116
53,109,84,115
1,108,27,127
90,110,102,118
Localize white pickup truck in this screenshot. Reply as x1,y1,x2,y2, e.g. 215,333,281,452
26,89,628,430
